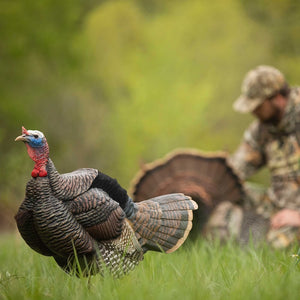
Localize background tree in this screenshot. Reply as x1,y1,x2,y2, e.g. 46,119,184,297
0,0,299,229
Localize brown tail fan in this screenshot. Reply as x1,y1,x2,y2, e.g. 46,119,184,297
130,149,245,238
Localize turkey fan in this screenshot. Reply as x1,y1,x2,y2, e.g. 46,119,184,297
130,149,244,237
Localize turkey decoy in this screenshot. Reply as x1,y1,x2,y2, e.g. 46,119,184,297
130,149,269,245
130,149,269,243
15,127,198,277
130,149,243,234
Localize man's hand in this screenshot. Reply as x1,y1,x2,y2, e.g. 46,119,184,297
271,209,300,229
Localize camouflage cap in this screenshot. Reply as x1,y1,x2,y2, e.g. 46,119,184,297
233,65,286,113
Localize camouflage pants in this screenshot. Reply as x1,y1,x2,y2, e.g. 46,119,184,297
205,182,300,249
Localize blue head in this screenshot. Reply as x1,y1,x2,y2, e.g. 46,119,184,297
25,132,45,148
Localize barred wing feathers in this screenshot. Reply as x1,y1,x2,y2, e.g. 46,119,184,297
68,189,125,241
47,159,98,201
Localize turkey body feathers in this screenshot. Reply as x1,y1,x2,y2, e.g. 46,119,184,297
16,129,198,277
16,175,143,277
17,177,94,257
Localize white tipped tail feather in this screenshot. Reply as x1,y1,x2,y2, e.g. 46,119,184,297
128,193,198,253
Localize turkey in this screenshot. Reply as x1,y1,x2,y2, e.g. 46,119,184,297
130,149,268,242
15,127,198,277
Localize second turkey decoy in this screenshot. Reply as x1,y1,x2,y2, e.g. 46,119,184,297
130,149,268,243
15,127,198,277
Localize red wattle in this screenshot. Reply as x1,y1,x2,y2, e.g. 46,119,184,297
31,169,39,178
39,169,48,177
25,138,49,178
31,168,48,178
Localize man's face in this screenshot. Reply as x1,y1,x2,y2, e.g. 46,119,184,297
252,98,282,125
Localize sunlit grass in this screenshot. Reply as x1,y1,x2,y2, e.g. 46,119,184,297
1,234,300,300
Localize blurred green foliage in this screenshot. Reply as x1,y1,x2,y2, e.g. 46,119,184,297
0,0,299,214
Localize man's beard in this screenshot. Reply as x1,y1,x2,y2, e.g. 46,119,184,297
261,108,282,125
262,113,281,125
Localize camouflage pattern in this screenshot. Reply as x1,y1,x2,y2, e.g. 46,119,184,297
233,65,286,113
227,87,300,248
204,202,244,242
204,201,269,246
230,87,300,211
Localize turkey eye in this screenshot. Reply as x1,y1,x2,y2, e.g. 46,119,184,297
33,135,39,138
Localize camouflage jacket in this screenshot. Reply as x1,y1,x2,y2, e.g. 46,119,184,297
229,87,300,211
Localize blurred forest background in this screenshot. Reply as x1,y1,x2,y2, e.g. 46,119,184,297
0,0,299,230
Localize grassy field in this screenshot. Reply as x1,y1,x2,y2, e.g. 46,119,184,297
1,234,300,300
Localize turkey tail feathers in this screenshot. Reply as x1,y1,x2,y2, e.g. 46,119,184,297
129,193,198,253
130,148,244,207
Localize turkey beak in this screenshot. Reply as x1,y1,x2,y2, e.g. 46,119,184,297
15,134,30,142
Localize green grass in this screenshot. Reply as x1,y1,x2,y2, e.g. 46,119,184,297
1,234,300,300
